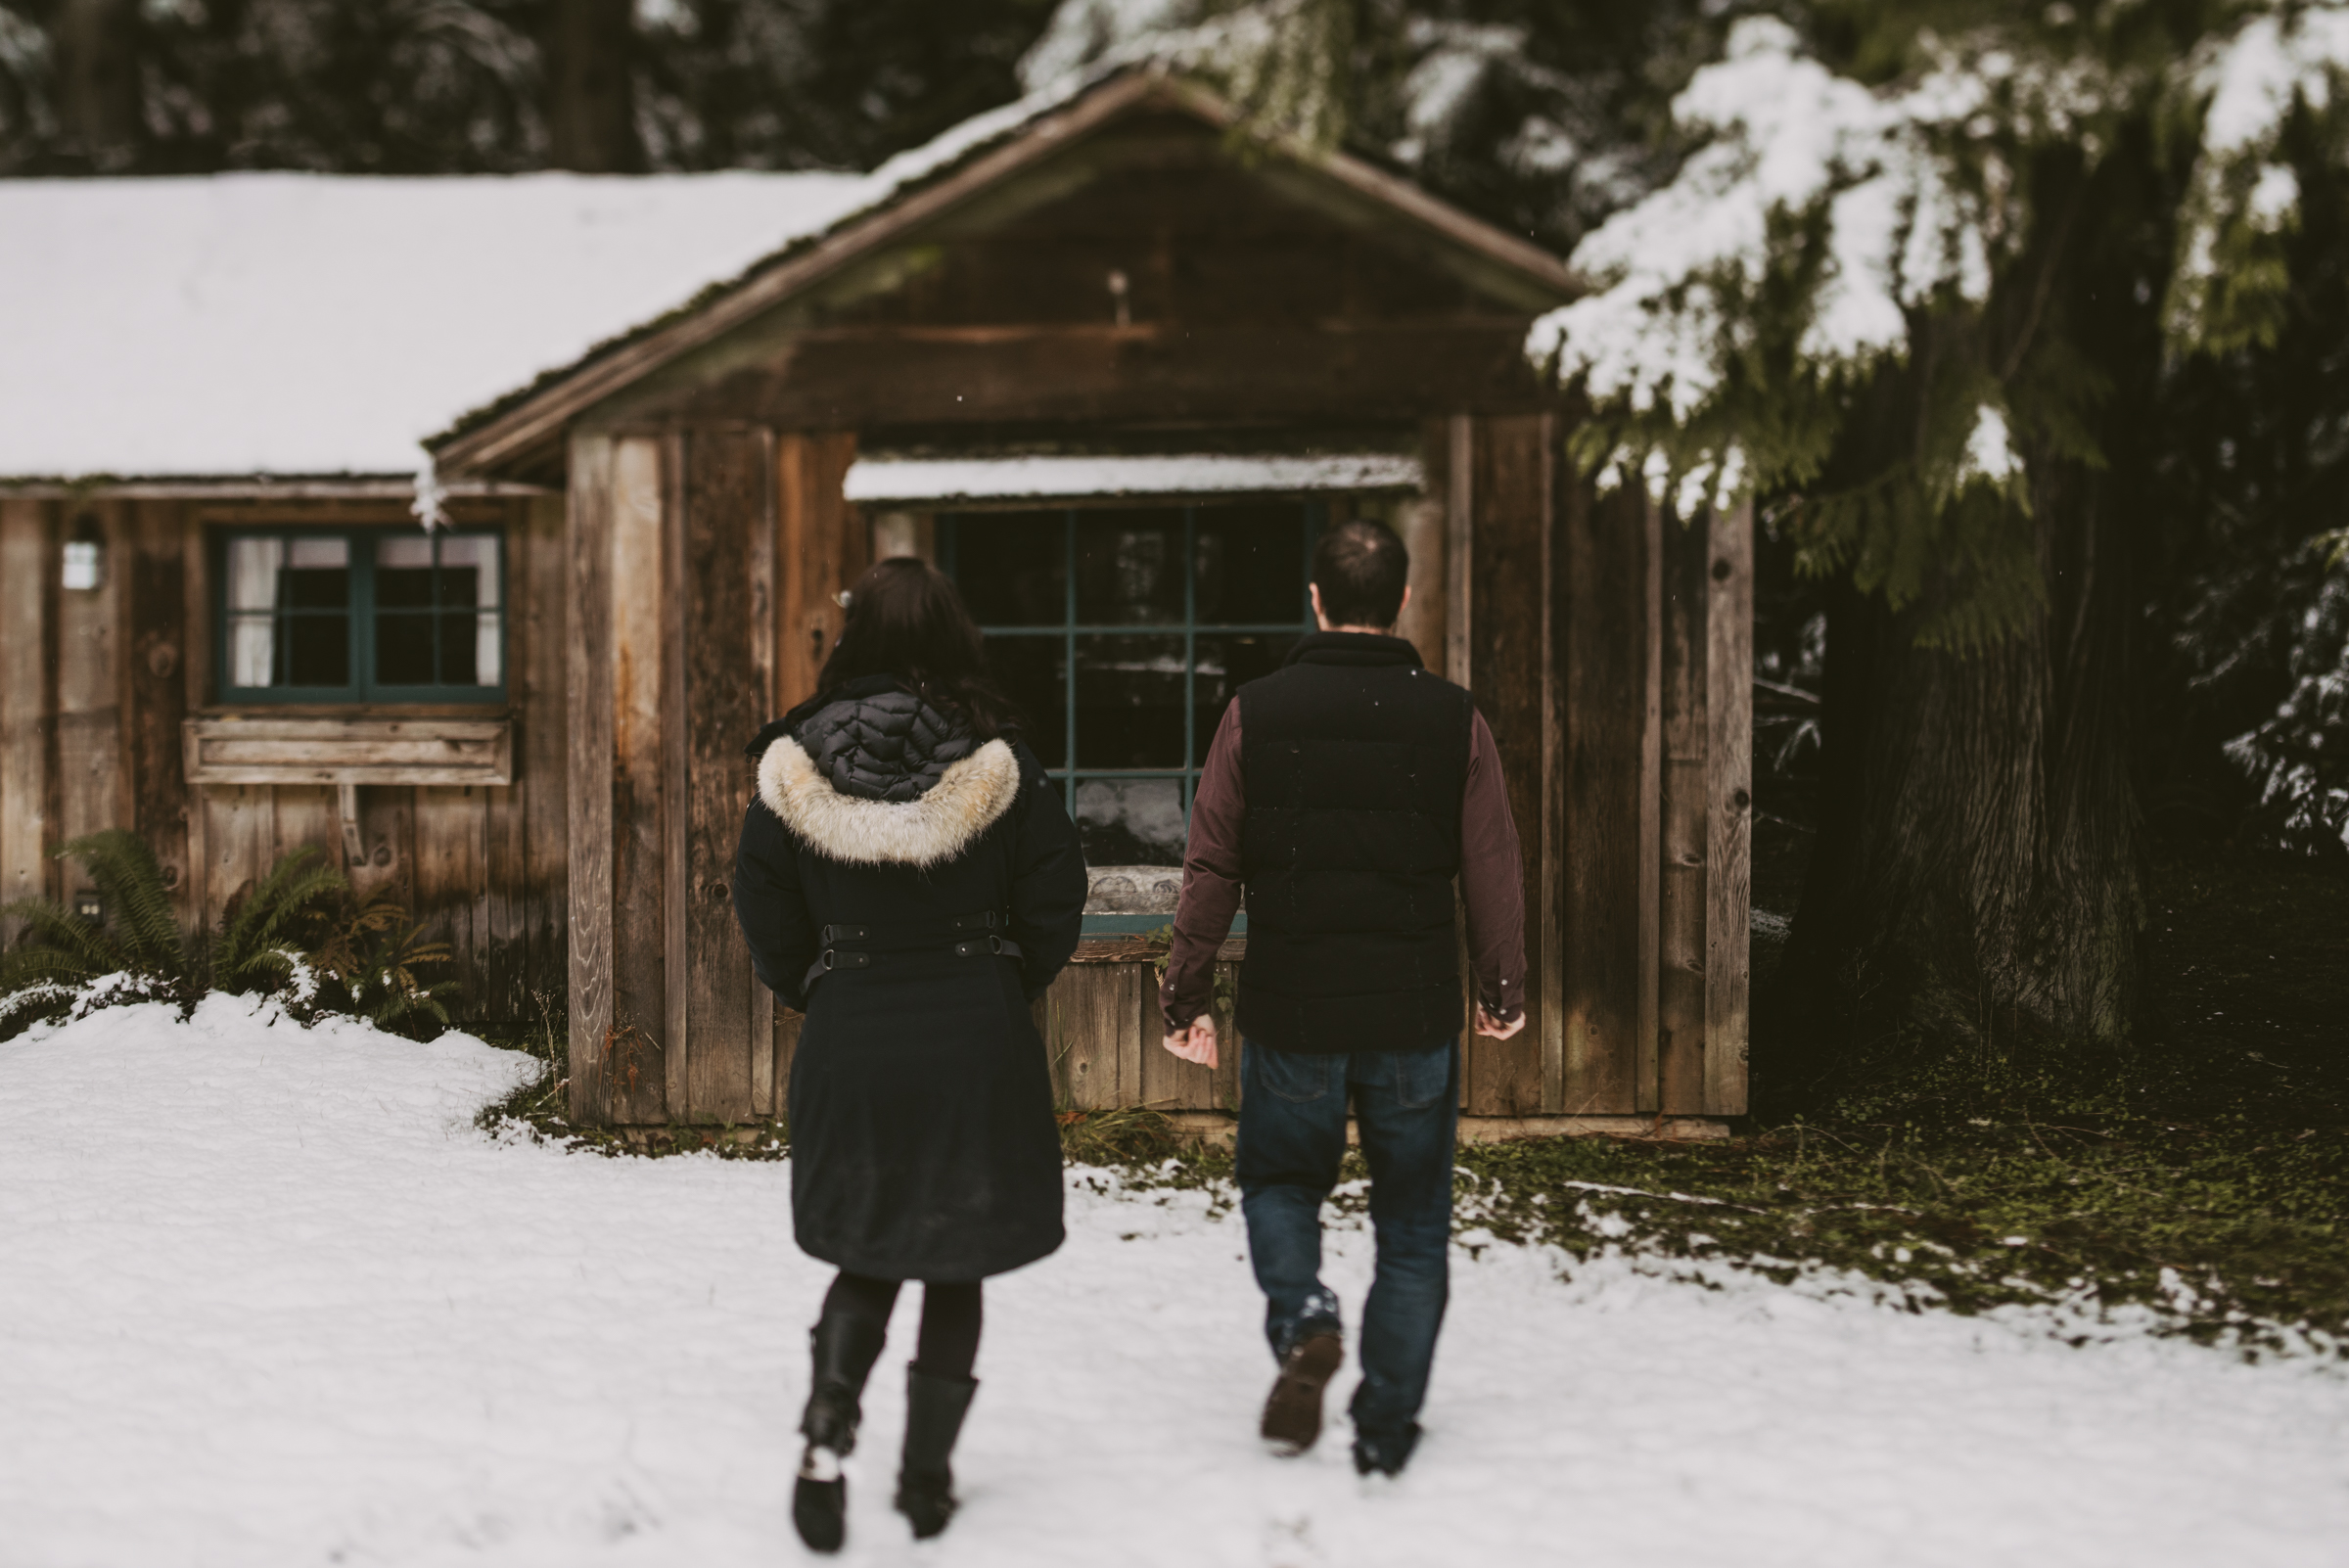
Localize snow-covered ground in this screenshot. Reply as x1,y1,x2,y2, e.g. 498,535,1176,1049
5,998,2347,1567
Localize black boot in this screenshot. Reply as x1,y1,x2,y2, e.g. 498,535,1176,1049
793,1306,889,1555
894,1365,979,1540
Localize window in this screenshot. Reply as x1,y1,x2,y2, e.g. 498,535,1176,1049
941,501,1322,865
215,529,505,703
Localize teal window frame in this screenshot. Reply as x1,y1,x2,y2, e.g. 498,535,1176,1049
210,526,508,706
940,500,1325,933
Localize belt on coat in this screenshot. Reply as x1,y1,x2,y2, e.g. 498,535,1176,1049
801,908,1025,994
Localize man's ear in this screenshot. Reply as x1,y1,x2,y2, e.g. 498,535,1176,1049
1397,582,1411,621
1309,582,1330,631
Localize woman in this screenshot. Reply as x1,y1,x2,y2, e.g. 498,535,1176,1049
733,557,1085,1553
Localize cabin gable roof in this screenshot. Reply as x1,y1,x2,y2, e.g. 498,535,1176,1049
426,69,1580,482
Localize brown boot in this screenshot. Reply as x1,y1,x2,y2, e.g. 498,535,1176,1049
1259,1329,1344,1456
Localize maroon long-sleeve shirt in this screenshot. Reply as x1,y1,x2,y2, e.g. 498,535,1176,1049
1159,700,1527,1034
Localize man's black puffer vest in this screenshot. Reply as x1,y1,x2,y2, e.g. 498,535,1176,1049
1235,631,1473,1054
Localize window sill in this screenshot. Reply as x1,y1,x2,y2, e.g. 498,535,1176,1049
182,715,513,786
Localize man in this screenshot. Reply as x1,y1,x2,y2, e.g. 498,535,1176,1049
1161,517,1526,1478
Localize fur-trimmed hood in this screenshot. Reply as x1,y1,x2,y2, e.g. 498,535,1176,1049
756,727,1020,869
750,677,1022,866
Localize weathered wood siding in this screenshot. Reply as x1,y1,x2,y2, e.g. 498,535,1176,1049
0,494,568,1023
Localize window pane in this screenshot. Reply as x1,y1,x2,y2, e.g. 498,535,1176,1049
1073,777,1185,866
226,539,284,613
438,535,499,609
376,614,434,686
285,613,349,686
1076,634,1183,767
227,612,275,687
472,613,502,687
1193,633,1300,763
377,534,435,610
954,512,1065,626
437,613,480,685
1195,503,1310,624
1076,509,1183,625
985,634,1067,768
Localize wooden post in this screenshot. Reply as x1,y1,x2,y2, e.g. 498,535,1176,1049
659,432,691,1123
1,500,55,937
774,433,864,713
1465,413,1549,1118
1659,501,1709,1112
572,432,675,1126
521,492,573,1029
748,433,779,1118
1636,495,1664,1113
1705,502,1754,1115
1556,482,1651,1115
56,501,124,858
1444,416,1473,686
121,502,194,930
679,426,770,1124
566,433,619,1125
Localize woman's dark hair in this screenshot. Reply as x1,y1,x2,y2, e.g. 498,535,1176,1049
813,557,1023,741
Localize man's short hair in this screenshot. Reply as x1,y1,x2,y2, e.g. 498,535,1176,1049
1313,519,1410,629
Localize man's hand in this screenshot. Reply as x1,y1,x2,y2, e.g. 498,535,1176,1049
1162,1015,1220,1070
1474,1003,1525,1040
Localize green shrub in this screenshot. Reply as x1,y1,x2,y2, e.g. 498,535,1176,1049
0,830,457,1039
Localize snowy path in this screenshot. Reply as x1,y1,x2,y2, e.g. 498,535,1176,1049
5,999,2347,1567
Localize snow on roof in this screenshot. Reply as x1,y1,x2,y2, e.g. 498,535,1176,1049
842,452,1425,504
0,169,872,482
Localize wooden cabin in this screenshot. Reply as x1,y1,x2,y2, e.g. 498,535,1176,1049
0,69,1750,1137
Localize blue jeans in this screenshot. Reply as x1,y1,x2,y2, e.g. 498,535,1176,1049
1235,1036,1459,1444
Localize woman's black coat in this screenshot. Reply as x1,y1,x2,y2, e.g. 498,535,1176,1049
732,678,1086,1281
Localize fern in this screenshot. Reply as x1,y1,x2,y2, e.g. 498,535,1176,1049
0,831,196,1035
213,846,346,998
307,892,459,1038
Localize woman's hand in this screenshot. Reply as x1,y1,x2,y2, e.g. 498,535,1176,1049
1162,1016,1219,1070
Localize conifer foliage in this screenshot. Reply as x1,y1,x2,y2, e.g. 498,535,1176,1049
0,831,457,1040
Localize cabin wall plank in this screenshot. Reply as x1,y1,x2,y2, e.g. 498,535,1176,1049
518,493,572,1032
1659,505,1711,1113
1556,483,1650,1115
56,502,125,867
774,433,864,713
652,321,1548,434
1539,439,1568,1114
270,784,338,877
200,785,275,932
122,504,195,928
1,501,56,936
1049,962,1140,1110
411,785,487,1004
1464,414,1548,1117
680,427,767,1124
566,435,620,1124
747,432,779,1118
479,498,531,1019
1705,502,1754,1116
1636,497,1664,1112
608,435,671,1123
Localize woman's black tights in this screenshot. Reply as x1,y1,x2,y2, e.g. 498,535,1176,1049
821,1270,983,1382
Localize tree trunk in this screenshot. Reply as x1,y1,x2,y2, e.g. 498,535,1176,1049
50,0,143,169
1775,141,2165,1098
1784,491,2140,1087
542,0,641,172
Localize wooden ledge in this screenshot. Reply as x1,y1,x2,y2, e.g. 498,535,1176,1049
182,715,513,787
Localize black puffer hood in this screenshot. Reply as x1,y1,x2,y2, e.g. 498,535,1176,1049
747,675,976,805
